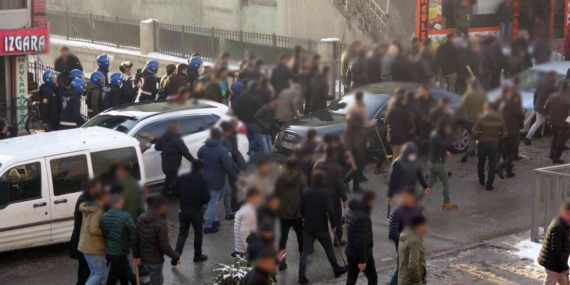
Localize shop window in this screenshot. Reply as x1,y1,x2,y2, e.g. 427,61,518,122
0,0,27,10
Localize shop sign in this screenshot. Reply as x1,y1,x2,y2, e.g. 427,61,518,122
0,27,49,55
15,56,28,133
417,0,430,40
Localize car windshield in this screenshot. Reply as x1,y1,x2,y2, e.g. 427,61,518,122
518,69,564,92
82,115,139,132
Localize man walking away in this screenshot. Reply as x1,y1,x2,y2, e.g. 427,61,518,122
298,171,347,285
472,102,508,190
254,96,283,155
460,79,487,163
100,194,136,285
271,54,293,96
310,66,335,112
198,128,238,234
275,157,306,271
133,197,181,285
435,33,459,92
345,192,377,285
234,188,262,257
241,249,278,285
498,91,525,178
171,160,210,263
538,202,570,285
386,89,415,160
155,120,195,196
429,121,457,210
79,189,109,285
116,164,144,223
525,72,558,145
398,216,428,285
388,142,430,201
544,81,570,164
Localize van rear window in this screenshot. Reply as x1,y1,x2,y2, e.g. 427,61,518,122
91,147,141,183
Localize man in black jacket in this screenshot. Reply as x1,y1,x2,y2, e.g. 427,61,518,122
254,96,283,155
367,44,386,84
241,249,277,285
155,121,195,196
270,54,293,95
235,83,263,147
345,192,377,285
133,197,181,285
171,160,210,263
525,72,558,145
54,46,83,95
538,202,570,285
164,64,189,98
298,171,347,284
70,179,100,285
435,33,459,92
347,49,369,89
388,142,430,201
544,81,570,164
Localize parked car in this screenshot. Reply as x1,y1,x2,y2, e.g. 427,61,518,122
487,61,570,135
275,82,468,156
83,99,249,188
0,127,145,252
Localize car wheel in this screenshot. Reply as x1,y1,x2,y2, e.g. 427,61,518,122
453,126,470,153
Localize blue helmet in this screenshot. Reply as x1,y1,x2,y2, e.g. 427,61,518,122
145,60,159,74
42,70,58,85
71,78,86,93
188,56,203,71
109,72,123,87
97,54,110,69
90,71,105,87
70,69,84,79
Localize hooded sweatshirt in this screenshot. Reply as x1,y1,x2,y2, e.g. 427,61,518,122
388,143,428,198
197,138,238,190
78,202,105,255
345,199,373,263
155,130,195,172
398,227,426,285
133,211,180,264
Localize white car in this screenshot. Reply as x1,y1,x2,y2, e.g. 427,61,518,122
83,99,249,189
488,61,570,134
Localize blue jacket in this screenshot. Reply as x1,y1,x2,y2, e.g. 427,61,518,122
230,79,246,108
60,90,85,128
197,138,238,190
388,203,422,247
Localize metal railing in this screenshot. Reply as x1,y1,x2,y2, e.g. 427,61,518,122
531,165,570,242
334,0,389,35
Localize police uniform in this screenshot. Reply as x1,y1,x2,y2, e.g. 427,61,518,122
60,90,85,130
85,82,102,118
139,70,158,101
100,85,121,111
38,83,60,131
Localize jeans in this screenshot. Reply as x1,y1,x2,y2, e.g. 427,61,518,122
527,112,547,139
428,162,450,204
500,22,513,41
477,141,499,188
77,255,90,285
175,210,203,257
106,254,130,285
389,242,399,285
161,168,178,196
500,137,519,174
346,255,378,285
254,132,273,154
551,125,570,160
84,254,106,285
278,218,304,254
299,231,341,279
245,123,257,154
140,262,164,285
205,186,231,228
219,179,233,215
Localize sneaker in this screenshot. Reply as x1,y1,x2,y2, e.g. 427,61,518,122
524,138,531,146
334,240,347,247
279,261,288,271
171,252,180,266
442,203,458,210
204,227,219,234
553,159,565,164
506,172,515,178
225,214,235,220
193,254,208,262
485,186,494,191
496,165,505,179
213,221,221,227
299,276,309,285
334,266,348,278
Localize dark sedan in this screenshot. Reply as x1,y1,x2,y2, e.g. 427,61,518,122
274,82,469,156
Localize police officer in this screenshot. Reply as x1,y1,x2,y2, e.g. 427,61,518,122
60,78,86,130
139,60,160,101
86,71,105,118
100,72,122,111
97,54,111,85
119,61,139,104
39,70,60,131
187,54,202,92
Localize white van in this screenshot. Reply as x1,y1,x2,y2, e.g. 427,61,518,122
0,127,146,252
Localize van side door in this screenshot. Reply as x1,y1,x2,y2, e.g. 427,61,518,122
0,159,51,252
46,151,92,242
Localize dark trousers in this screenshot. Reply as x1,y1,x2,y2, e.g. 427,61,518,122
161,168,178,196
500,137,519,174
332,199,343,242
551,125,570,160
477,141,499,187
77,255,90,285
345,147,365,192
346,255,378,285
106,254,130,285
278,218,304,254
175,211,203,257
303,90,312,115
299,231,340,279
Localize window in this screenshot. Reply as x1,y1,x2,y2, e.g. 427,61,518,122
134,121,168,147
201,114,220,129
0,162,42,208
180,117,205,136
92,147,141,182
83,115,139,132
0,0,26,10
50,155,89,196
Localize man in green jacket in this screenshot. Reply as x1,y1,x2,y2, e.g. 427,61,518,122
101,194,136,284
454,0,472,37
398,215,428,285
117,164,145,223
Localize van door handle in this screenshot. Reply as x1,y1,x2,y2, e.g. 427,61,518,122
54,199,68,205
33,202,47,208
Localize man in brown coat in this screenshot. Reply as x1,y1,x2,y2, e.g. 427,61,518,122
545,81,570,164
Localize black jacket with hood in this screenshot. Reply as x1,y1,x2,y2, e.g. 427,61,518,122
388,143,428,198
155,130,195,172
133,211,180,264
345,199,373,263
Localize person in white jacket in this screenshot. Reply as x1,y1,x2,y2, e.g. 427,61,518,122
233,188,262,256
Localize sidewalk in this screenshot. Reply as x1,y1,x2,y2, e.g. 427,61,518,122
326,232,545,285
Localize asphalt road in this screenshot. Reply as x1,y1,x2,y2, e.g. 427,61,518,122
0,138,555,285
